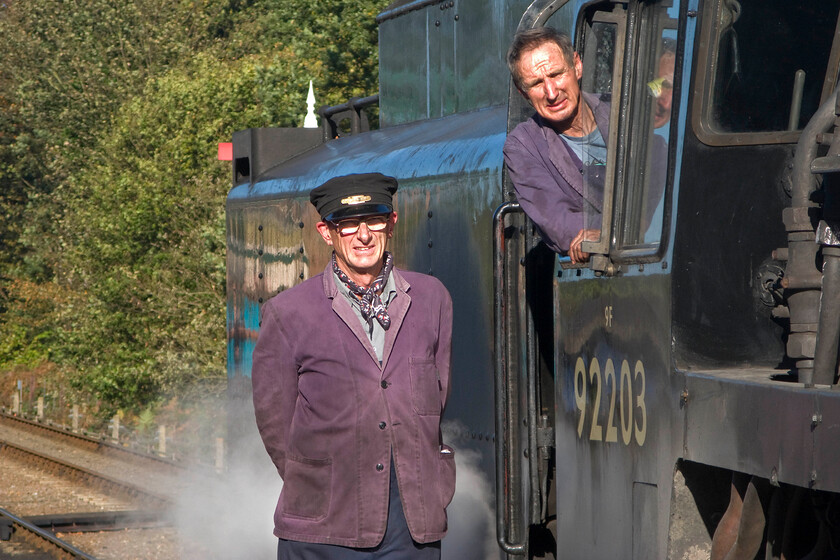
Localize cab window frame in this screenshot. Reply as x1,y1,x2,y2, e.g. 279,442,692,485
691,0,840,147
607,0,683,265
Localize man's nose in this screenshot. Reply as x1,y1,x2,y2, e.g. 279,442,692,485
356,222,373,241
543,79,558,99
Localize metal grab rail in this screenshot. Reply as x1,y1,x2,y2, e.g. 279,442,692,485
493,201,527,555
318,94,379,141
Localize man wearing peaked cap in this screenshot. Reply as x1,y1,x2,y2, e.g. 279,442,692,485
252,172,456,558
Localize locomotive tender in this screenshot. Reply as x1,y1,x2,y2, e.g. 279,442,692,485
226,0,840,557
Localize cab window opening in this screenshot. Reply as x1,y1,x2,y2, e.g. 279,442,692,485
695,0,840,145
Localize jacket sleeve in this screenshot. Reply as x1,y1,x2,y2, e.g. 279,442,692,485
251,301,298,479
503,131,584,253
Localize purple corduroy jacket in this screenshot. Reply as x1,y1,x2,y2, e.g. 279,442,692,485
503,92,612,253
252,262,455,548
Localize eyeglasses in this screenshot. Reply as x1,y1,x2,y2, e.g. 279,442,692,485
329,215,390,235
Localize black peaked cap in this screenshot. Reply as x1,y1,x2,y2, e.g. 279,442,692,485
310,173,398,221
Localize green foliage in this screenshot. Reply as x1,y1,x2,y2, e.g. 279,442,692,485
0,0,389,413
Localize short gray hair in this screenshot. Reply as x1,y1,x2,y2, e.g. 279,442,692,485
507,27,575,90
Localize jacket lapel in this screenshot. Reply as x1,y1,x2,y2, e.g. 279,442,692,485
380,269,410,371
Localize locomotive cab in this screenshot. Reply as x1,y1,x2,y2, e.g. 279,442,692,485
496,0,840,558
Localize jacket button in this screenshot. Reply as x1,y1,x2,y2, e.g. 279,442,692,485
376,463,384,471
380,380,388,389
379,421,387,430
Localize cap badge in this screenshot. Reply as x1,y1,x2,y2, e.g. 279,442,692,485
341,194,372,205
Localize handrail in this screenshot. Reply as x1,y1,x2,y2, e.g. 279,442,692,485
318,94,380,141
493,200,527,555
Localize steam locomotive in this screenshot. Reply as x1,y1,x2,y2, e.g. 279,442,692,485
226,0,840,557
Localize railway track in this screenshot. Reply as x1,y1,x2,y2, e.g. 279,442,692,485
0,441,171,511
0,411,181,470
0,413,216,559
0,506,99,560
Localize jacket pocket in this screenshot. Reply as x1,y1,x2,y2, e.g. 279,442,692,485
438,445,456,507
280,455,332,521
409,357,441,416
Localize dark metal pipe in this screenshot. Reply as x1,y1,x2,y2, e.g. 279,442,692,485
784,88,840,383
493,201,527,556
809,90,840,386
813,247,840,385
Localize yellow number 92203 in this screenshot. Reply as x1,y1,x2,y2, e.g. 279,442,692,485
574,357,647,446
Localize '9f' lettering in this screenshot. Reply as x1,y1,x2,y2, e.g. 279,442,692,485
574,357,647,446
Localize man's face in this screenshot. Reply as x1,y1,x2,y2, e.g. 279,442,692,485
316,212,398,287
516,42,584,134
653,52,675,129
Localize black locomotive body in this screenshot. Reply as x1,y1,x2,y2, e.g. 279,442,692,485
227,0,840,557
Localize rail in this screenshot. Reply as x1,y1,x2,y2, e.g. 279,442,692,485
318,94,379,141
0,441,172,511
0,507,100,560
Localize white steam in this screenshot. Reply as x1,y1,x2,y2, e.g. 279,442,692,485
172,419,499,559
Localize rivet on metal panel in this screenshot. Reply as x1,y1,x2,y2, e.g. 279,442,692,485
662,261,668,269
428,211,433,218
769,468,779,487
680,390,689,406
638,264,644,272
258,273,263,279
471,432,476,439
299,246,304,254
435,20,440,26
428,269,433,275
449,1,453,7
520,258,525,266
687,10,697,17
811,413,822,428
810,470,818,487
258,225,263,231
258,249,263,256
258,298,263,303
524,449,529,458
298,221,304,229
299,272,304,279
454,14,459,21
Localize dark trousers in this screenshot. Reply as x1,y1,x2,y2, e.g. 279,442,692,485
277,460,441,559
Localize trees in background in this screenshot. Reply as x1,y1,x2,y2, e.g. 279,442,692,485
0,0,388,415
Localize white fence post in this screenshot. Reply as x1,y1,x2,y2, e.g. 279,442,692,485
158,425,166,456
215,437,225,473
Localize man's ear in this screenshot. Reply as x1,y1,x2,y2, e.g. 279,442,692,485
316,221,334,246
387,212,399,238
574,52,583,81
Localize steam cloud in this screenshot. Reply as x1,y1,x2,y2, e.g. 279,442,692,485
173,419,498,559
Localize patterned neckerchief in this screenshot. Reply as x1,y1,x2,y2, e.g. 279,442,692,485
332,251,394,330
